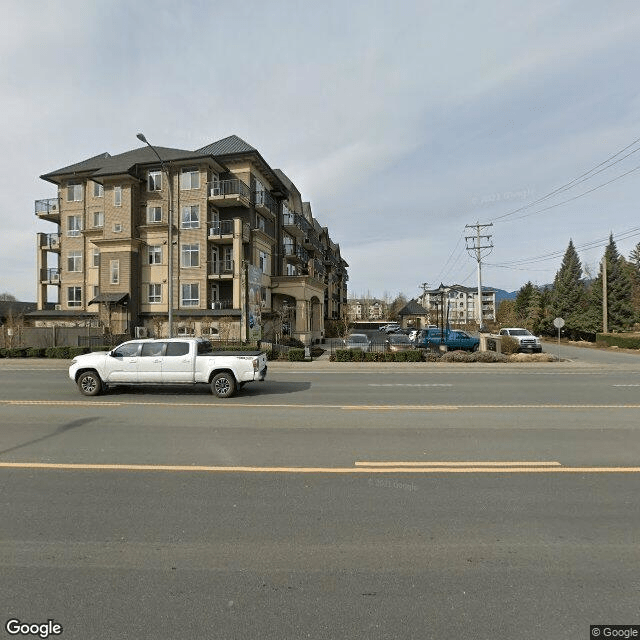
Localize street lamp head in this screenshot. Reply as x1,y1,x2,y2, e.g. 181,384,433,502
136,133,148,144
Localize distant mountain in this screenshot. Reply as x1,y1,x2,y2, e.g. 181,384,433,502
492,288,518,304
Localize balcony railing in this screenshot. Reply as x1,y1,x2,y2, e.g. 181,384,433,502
253,190,276,216
209,260,234,276
35,198,60,217
209,299,234,310
39,233,61,250
283,211,311,235
252,212,275,237
208,220,234,236
41,267,60,283
207,179,250,201
283,244,309,263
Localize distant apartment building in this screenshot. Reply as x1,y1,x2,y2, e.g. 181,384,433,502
32,135,348,343
347,298,386,321
418,284,495,326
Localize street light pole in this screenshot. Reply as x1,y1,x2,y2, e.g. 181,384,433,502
136,133,174,337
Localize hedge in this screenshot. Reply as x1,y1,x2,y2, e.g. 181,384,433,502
288,348,306,361
596,334,640,350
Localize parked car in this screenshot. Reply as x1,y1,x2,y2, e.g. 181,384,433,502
416,328,480,352
383,324,401,334
499,328,542,353
344,333,371,351
385,334,415,352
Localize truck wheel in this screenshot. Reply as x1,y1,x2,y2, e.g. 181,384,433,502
77,370,103,396
211,372,236,398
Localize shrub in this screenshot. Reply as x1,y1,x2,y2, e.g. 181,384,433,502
403,349,424,362
350,349,365,362
26,347,46,358
441,350,474,362
475,351,508,363
45,346,70,359
288,348,305,361
310,346,325,358
335,349,352,361
500,336,520,355
596,333,640,350
2,348,26,358
279,336,305,349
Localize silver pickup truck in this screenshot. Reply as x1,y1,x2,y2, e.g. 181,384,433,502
69,337,267,398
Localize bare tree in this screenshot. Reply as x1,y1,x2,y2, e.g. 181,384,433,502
0,293,17,301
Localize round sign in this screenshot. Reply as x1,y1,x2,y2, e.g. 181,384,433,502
553,317,565,329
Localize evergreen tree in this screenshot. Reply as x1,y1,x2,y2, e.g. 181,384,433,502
629,242,640,272
514,282,535,322
550,240,585,336
525,286,545,335
604,235,634,331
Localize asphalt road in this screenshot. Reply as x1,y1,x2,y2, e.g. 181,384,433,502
1,346,639,639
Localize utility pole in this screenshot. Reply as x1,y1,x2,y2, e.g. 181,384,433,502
465,222,493,332
602,257,608,334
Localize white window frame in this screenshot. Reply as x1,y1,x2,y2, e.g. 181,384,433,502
110,260,120,285
181,205,200,229
181,283,199,307
67,182,83,202
113,223,123,233
92,248,100,268
259,250,269,274
147,206,163,224
148,171,162,191
67,215,82,237
181,243,199,268
67,286,82,308
180,167,200,190
92,211,104,228
93,182,104,198
114,186,122,207
148,245,162,265
148,283,162,303
67,251,82,272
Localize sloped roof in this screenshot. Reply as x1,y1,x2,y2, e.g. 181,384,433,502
197,135,257,156
41,146,209,183
398,300,429,316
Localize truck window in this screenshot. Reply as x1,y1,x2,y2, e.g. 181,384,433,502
197,340,214,355
112,343,141,358
141,342,166,357
166,342,190,357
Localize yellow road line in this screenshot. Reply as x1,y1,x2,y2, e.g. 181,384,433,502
2,400,640,410
355,461,562,467
1,462,640,473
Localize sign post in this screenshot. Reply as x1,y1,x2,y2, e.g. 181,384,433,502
553,317,565,361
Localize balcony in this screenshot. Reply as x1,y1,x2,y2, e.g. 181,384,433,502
282,211,310,239
40,267,60,284
283,244,309,264
35,198,60,223
303,232,323,254
208,261,234,278
208,219,234,239
252,212,275,238
207,179,251,207
38,233,61,251
253,190,276,217
209,299,234,310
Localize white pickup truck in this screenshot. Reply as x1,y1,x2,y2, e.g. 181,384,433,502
69,337,268,398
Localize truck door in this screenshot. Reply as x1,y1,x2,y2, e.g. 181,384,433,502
138,342,166,383
107,342,142,382
161,341,193,383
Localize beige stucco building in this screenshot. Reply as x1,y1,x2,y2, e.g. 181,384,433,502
33,135,348,343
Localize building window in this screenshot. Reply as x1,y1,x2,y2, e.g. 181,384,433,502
93,285,99,299
114,186,122,207
92,211,104,228
66,182,83,202
256,214,266,232
113,223,123,233
259,250,269,274
67,215,82,237
181,283,199,307
147,206,162,224
148,283,162,303
67,251,82,272
110,260,119,285
148,171,162,191
181,205,200,229
286,263,297,276
67,286,82,307
92,248,100,267
93,182,104,198
148,245,162,264
180,167,200,190
181,243,199,268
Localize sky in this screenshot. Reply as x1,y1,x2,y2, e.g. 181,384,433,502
2,0,640,302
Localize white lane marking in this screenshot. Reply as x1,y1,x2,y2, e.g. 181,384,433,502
368,383,453,387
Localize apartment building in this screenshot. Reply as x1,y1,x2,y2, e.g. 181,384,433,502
33,135,348,343
347,298,387,321
418,284,495,326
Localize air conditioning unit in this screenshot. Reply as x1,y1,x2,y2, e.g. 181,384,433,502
135,326,148,338
51,272,60,282
54,304,61,310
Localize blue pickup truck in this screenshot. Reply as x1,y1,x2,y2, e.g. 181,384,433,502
415,328,480,352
